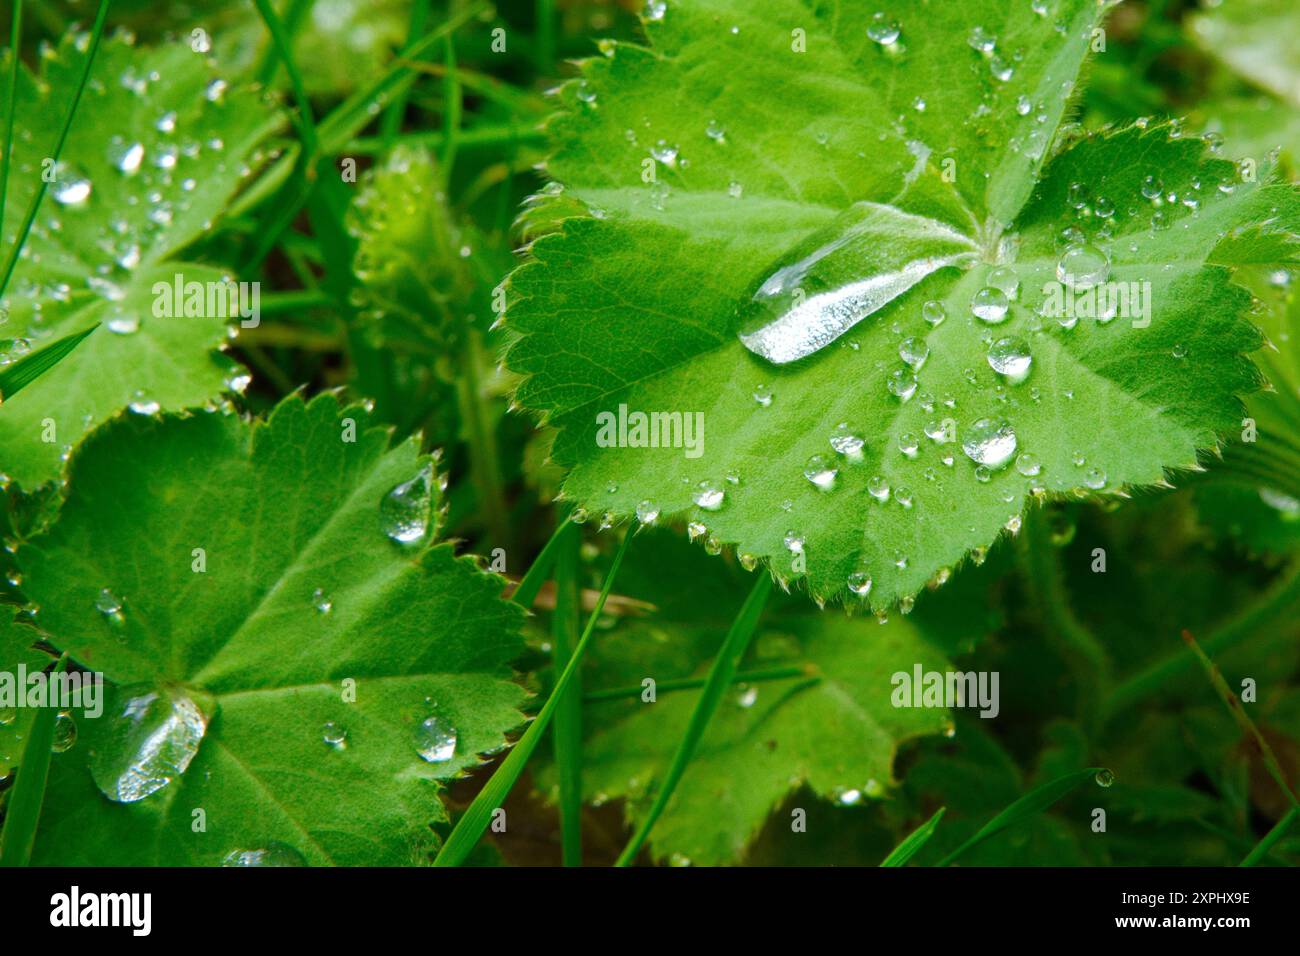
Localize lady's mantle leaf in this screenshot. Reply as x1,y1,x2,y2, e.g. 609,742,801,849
503,0,1300,608
14,394,527,865
0,33,280,489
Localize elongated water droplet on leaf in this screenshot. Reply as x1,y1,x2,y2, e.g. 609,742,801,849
90,685,209,803
380,462,434,544
736,203,975,364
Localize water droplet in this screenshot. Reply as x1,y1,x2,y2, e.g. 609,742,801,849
223,842,307,867
650,140,679,166
693,479,725,510
727,181,744,199
1015,452,1041,477
1094,768,1115,788
803,454,838,490
783,530,805,554
987,337,1032,381
867,12,901,45
108,140,144,175
51,712,77,752
1140,175,1162,200
887,367,918,401
95,588,125,626
643,0,667,22
635,499,660,524
1084,467,1106,490
705,119,725,142
736,685,758,708
893,486,914,508
1172,343,1187,359
1056,244,1109,291
311,587,333,614
322,720,348,750
90,685,208,802
829,423,865,459
570,507,589,525
922,300,947,326
967,26,996,53
986,265,1020,299
847,570,873,596
898,433,919,458
970,287,1009,323
52,173,92,207
739,553,758,571
736,203,975,363
414,714,457,763
899,337,929,370
380,462,434,544
752,383,773,407
961,418,1017,469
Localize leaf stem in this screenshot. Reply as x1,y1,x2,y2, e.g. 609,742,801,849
614,572,773,866
432,528,634,866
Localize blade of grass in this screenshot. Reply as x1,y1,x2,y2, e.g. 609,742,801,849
551,521,582,866
380,0,431,147
1183,628,1300,805
1105,562,1300,721
252,0,319,156
0,0,109,301
0,655,66,867
243,3,485,271
432,528,634,866
584,664,811,703
0,0,23,248
937,767,1107,866
614,571,774,867
439,35,461,183
507,517,572,610
0,323,96,403
1241,806,1299,867
254,0,313,86
881,807,946,867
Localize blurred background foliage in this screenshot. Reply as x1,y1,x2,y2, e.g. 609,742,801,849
4,0,1299,865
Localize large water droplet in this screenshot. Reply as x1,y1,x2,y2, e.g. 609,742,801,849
90,685,208,803
961,418,1017,469
987,337,1032,381
52,173,92,207
95,587,125,626
970,287,1009,323
866,12,901,45
1056,244,1109,291
693,479,725,510
414,714,457,763
635,499,660,524
737,203,975,363
803,454,838,490
223,842,308,867
829,423,865,459
380,462,434,544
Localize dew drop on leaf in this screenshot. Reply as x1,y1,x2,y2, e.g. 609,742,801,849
90,685,208,803
961,418,1017,469
1056,244,1109,290
413,714,457,763
693,479,725,510
223,842,308,867
803,454,838,490
379,462,434,544
970,287,1009,323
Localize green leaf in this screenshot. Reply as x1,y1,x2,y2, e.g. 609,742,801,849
504,0,1300,608
0,32,280,489
552,530,953,865
1190,0,1300,107
14,393,527,865
0,324,96,405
